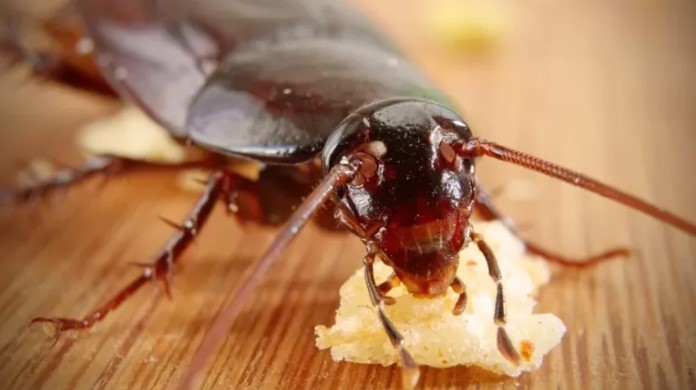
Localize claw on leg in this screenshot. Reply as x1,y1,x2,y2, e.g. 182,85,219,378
28,170,247,338
30,317,89,346
364,252,420,389
471,229,521,365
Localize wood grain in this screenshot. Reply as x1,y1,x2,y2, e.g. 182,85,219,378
1,1,695,389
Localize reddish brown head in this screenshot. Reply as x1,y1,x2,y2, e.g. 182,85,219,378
323,98,476,297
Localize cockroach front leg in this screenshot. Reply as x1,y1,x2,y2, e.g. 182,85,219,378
474,183,630,267
363,246,420,389
469,228,521,364
30,169,250,342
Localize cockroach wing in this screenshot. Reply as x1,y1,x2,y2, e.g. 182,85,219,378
78,0,216,137
186,36,446,163
183,0,451,163
80,0,450,161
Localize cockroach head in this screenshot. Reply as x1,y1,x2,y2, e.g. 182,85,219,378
322,97,473,171
322,98,478,297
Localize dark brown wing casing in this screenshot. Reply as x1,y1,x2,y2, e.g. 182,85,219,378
78,0,451,163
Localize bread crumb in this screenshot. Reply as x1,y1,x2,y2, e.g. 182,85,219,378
426,0,508,54
315,220,565,377
77,105,186,163
520,340,535,362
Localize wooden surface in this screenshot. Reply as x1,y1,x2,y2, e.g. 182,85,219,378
1,2,696,389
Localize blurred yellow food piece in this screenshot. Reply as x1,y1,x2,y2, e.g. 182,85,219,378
426,0,507,53
315,221,564,376
77,105,187,163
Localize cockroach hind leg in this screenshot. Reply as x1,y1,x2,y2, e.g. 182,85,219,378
1,156,225,209
1,156,119,206
525,242,631,267
130,261,173,299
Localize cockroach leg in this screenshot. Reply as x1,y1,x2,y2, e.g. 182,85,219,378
181,158,362,389
377,273,400,305
363,249,420,389
451,277,467,315
2,155,117,205
1,17,59,76
470,229,521,364
2,155,220,206
332,197,383,238
29,170,243,341
474,183,630,267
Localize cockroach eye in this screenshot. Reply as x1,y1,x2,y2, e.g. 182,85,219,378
363,140,387,158
348,151,378,187
439,141,456,164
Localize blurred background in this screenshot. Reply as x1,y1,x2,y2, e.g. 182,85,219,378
0,1,694,389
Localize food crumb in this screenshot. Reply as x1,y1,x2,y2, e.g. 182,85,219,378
426,0,508,54
77,105,187,163
520,340,535,362
315,220,564,377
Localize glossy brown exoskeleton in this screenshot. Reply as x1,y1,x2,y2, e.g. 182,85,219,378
2,0,696,389
324,98,476,297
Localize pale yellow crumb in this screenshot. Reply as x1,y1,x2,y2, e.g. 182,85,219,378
77,105,186,163
228,160,261,181
315,220,565,377
426,0,508,53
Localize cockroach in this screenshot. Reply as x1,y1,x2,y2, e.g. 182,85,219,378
2,0,695,389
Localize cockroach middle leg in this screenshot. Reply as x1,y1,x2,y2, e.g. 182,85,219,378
363,247,420,389
29,169,249,341
474,183,630,267
470,229,521,364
